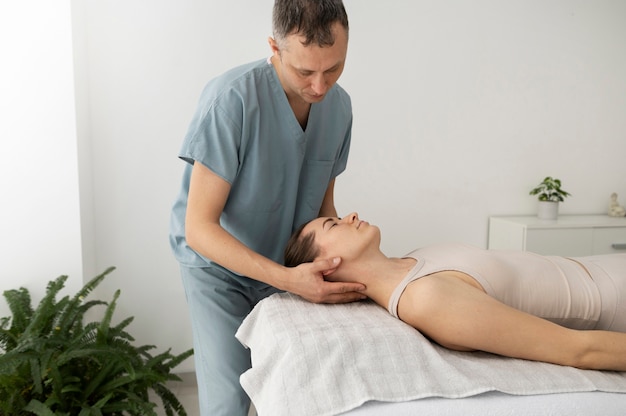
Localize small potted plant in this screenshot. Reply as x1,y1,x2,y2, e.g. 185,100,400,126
529,176,571,220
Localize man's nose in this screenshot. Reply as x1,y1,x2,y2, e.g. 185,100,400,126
311,74,328,95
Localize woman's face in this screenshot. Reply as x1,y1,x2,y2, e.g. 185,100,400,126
302,212,380,260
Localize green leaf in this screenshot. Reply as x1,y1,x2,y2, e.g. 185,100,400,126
24,399,56,416
57,268,116,336
530,176,571,202
29,357,43,395
92,391,114,408
96,290,120,344
2,287,33,338
153,382,188,416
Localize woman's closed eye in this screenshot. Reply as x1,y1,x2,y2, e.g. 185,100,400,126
322,217,341,230
322,218,335,230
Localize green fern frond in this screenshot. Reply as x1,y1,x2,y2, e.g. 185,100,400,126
22,276,68,341
24,399,56,416
111,315,133,331
72,321,100,346
96,290,120,344
163,349,194,375
81,359,121,401
1,287,34,350
78,299,108,313
78,406,104,416
29,356,44,395
152,382,187,416
135,344,157,355
86,391,114,415
0,325,18,353
101,390,158,415
0,349,38,373
57,268,116,337
108,316,136,342
46,359,67,409
75,267,116,304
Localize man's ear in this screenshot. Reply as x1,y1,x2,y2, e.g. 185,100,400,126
268,36,280,56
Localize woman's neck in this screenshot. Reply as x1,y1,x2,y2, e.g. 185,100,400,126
332,254,417,309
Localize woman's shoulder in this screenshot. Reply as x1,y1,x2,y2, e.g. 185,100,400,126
405,243,484,259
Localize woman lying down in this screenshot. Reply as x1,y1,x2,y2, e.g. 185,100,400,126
284,212,626,371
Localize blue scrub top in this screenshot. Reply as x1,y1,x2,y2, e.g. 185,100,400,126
169,58,352,288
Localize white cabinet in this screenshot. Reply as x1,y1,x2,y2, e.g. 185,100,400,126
488,215,626,256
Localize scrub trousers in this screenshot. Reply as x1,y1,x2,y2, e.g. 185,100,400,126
180,265,281,416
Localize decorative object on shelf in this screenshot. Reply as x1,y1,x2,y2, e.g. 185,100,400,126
608,192,626,217
0,267,194,416
529,176,571,220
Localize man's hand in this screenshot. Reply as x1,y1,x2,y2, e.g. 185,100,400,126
283,257,367,304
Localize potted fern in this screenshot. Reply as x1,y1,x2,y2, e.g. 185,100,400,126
529,176,571,220
0,267,193,416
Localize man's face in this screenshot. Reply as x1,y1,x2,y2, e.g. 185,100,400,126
270,22,348,105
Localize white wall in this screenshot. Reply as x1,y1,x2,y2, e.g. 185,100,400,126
0,1,83,318
337,0,626,255
3,1,625,373
70,1,277,372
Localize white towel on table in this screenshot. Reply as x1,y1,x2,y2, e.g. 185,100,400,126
236,293,626,416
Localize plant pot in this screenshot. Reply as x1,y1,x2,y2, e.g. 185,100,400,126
537,200,559,220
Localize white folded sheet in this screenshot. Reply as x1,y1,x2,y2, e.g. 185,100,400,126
236,293,626,416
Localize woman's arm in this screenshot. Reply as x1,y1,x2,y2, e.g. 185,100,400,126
398,272,626,371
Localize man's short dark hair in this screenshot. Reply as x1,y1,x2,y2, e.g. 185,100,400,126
273,0,349,47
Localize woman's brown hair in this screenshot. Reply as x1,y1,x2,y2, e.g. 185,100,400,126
284,222,320,267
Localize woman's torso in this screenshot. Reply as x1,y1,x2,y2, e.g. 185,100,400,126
388,243,602,330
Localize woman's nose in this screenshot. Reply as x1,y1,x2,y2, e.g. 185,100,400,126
343,212,359,223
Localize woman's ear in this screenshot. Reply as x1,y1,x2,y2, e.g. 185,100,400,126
321,257,342,280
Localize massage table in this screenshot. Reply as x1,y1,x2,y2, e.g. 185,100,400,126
236,293,626,416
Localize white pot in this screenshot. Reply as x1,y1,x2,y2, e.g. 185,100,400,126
537,200,559,220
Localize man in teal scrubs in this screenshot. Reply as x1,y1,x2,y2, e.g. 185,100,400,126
169,1,365,414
